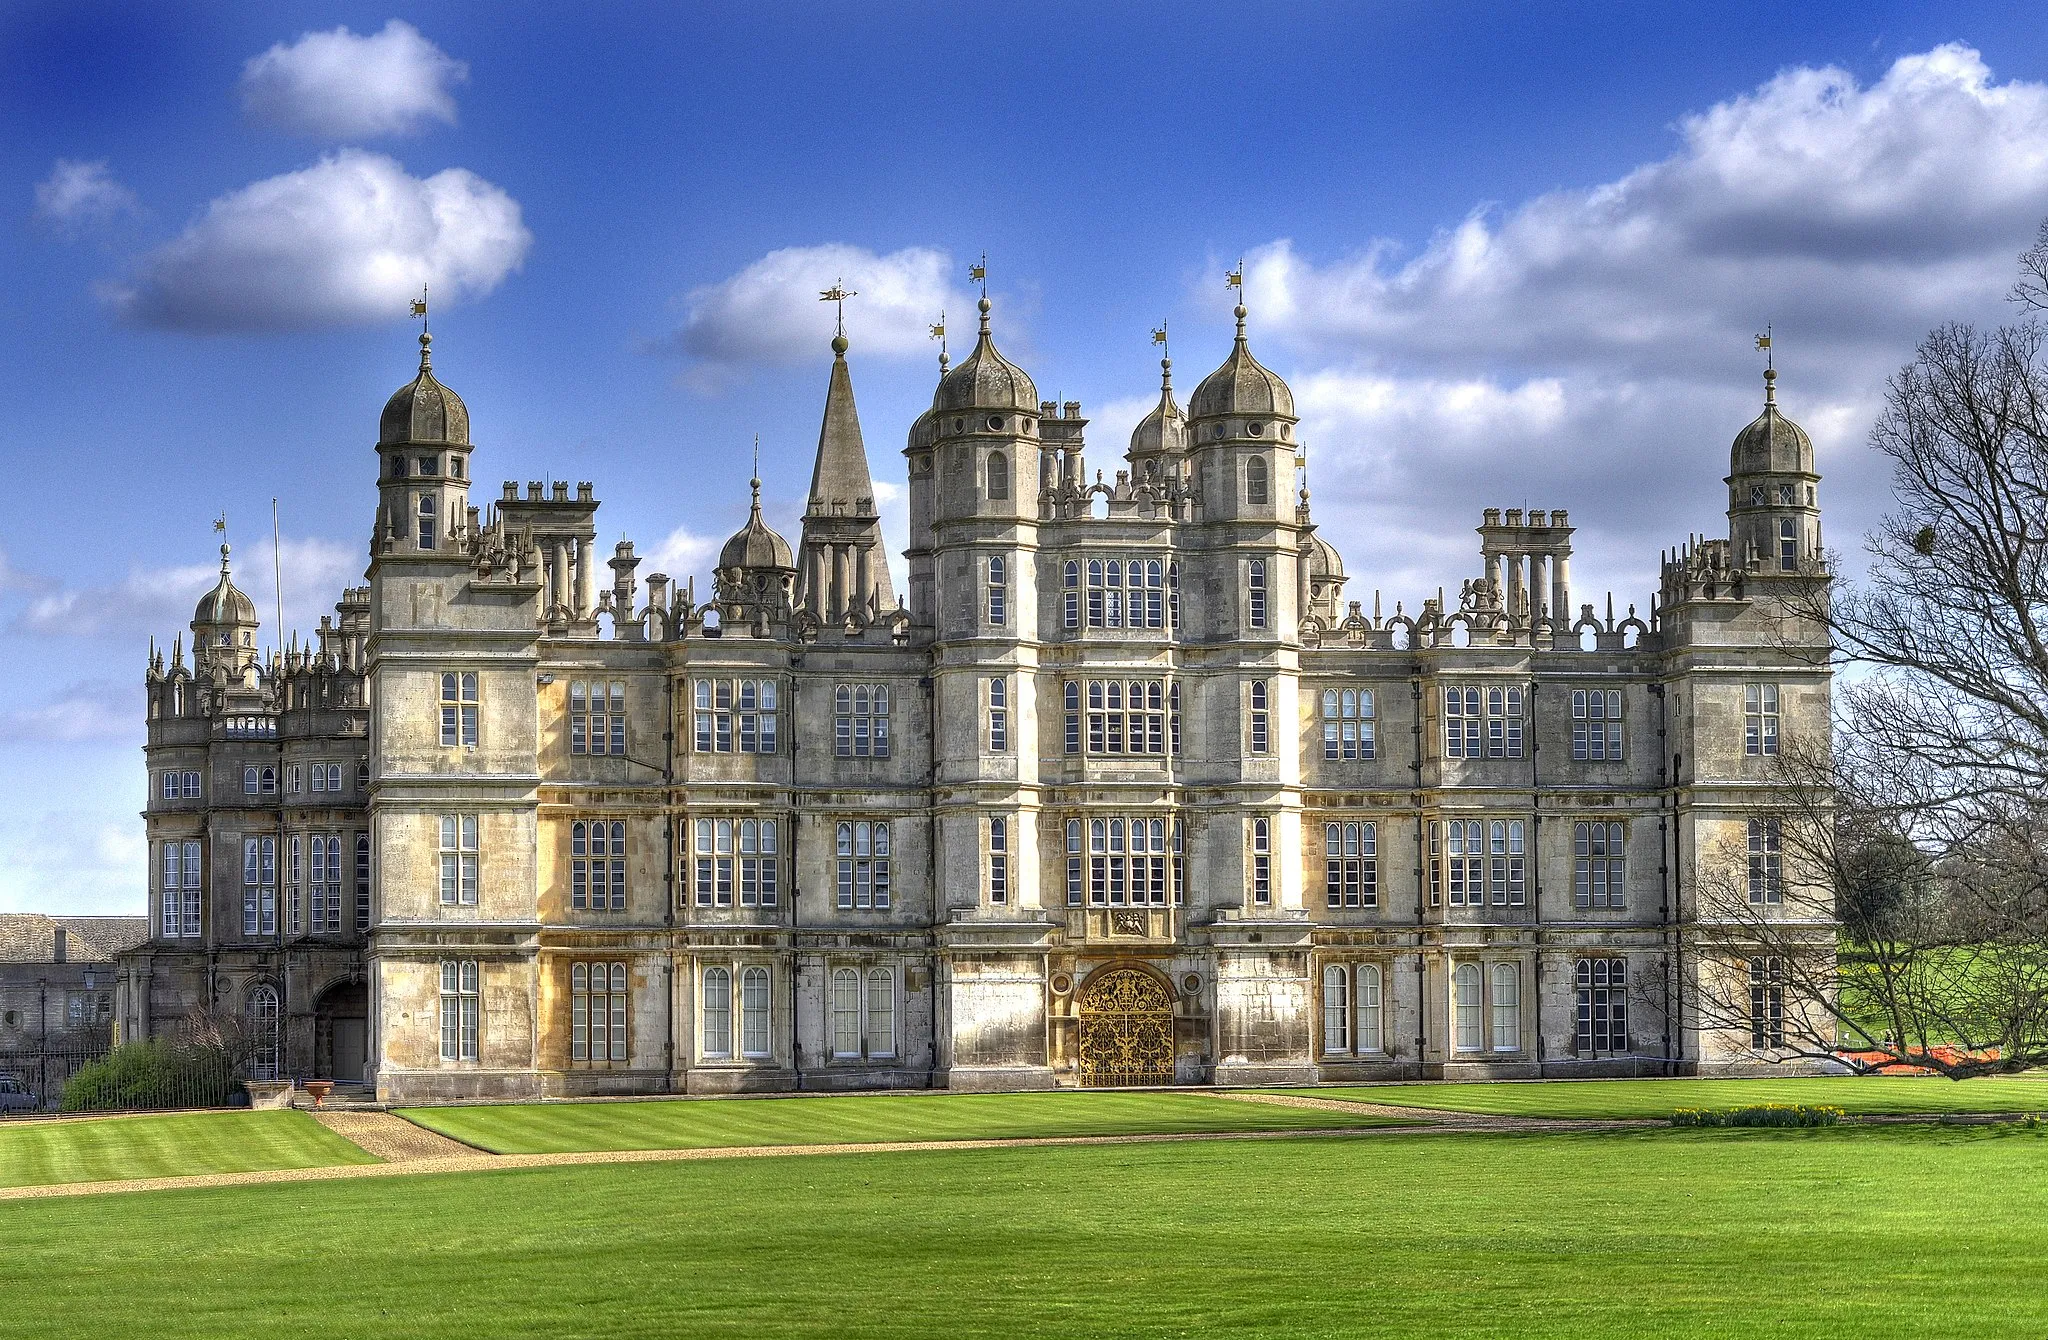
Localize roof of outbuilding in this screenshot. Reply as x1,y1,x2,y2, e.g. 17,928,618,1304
0,915,150,964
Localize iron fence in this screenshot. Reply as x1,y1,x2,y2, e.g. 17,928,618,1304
0,1047,108,1115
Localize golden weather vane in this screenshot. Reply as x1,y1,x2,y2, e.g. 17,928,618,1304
929,312,947,356
1755,324,1773,371
819,279,857,337
1151,321,1169,356
213,512,228,537
411,284,429,329
1226,259,1244,295
969,254,987,296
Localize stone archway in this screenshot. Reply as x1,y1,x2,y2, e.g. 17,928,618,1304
1076,964,1175,1087
313,980,368,1083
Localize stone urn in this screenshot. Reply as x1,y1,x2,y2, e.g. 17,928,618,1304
303,1080,334,1107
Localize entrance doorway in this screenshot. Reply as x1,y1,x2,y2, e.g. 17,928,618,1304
314,981,368,1082
1076,965,1175,1086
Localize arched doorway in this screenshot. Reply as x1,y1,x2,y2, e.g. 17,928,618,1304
1076,965,1175,1087
314,980,369,1083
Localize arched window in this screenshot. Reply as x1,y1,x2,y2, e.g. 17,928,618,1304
987,677,1008,752
1248,559,1267,629
244,765,258,795
987,555,1006,625
1167,562,1180,629
1246,455,1270,505
1063,560,1080,629
1491,963,1521,1052
1086,560,1105,627
1321,964,1349,1054
1249,680,1270,754
417,493,437,550
1778,517,1797,571
831,968,861,1058
987,818,1009,904
866,967,896,1058
702,967,732,1059
259,766,276,794
1357,965,1383,1053
739,966,771,1058
1144,560,1164,628
247,984,280,1079
1453,963,1482,1051
987,451,1010,501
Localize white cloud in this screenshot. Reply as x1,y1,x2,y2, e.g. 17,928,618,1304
0,808,144,915
673,244,969,383
1224,44,2048,607
239,20,466,138
33,159,138,232
645,525,715,581
102,150,529,331
0,680,137,744
11,537,361,643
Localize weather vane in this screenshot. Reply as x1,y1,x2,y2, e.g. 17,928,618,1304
819,280,856,337
1755,324,1773,371
214,512,228,538
1151,320,1169,357
411,284,429,332
929,312,947,358
969,254,987,297
1226,259,1244,297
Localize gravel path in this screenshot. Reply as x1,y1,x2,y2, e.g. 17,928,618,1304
1215,1091,1663,1133
310,1111,478,1161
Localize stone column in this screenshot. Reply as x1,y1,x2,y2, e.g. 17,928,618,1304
1529,553,1549,622
831,546,849,622
1506,554,1525,617
1552,554,1570,624
575,536,596,618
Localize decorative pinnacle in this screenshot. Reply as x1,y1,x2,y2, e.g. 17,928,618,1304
977,294,992,335
1764,367,1778,406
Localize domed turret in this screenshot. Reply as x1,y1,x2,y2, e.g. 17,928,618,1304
1730,367,1813,476
191,543,260,671
1190,305,1294,421
1725,367,1823,575
934,297,1038,414
714,474,797,623
719,477,796,573
380,332,470,446
1128,351,1187,468
372,327,475,557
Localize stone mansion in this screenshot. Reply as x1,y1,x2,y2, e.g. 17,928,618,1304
116,293,1831,1101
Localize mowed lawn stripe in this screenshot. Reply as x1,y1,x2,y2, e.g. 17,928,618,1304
400,1089,1407,1153
1290,1076,2048,1119
0,1110,379,1188
7,1126,2048,1338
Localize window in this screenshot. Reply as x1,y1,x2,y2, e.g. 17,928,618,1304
1321,689,1376,761
1246,454,1270,505
327,763,342,791
1573,822,1626,910
309,763,326,793
1323,963,1385,1056
1744,683,1779,756
1778,482,1796,506
1076,678,1171,756
987,818,1008,904
355,833,371,932
1322,964,1350,1054
1779,517,1798,571
988,677,1008,752
1356,965,1383,1054
702,966,732,1059
1575,958,1628,1055
418,494,437,549
1571,689,1622,761
987,555,1006,626
440,672,478,747
418,454,437,476
829,966,898,1060
1074,557,1167,632
161,841,203,938
1453,963,1482,1051
692,818,778,907
1066,819,1084,907
836,821,891,910
357,760,370,790
242,836,275,936
1431,820,1524,907
570,681,627,756
1085,815,1173,906
162,769,202,800
287,765,304,795
248,984,280,1079
1491,963,1521,1052
439,814,479,906
694,678,778,754
243,766,258,796
1247,559,1267,629
571,962,628,1063
261,766,276,794
987,451,1010,501
1443,686,1525,759
740,966,771,1058
161,771,177,801
1324,821,1378,908
440,960,479,1061
1249,817,1271,905
1749,956,1785,1048
1748,817,1783,905
309,833,341,932
1249,680,1270,755
1063,560,1080,629
572,820,627,911
1167,562,1180,630
833,684,891,758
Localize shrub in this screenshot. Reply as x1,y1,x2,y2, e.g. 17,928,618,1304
60,1040,239,1112
1670,1104,1844,1128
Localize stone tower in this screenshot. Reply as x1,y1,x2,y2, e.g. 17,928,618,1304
1726,367,1823,576
374,331,474,558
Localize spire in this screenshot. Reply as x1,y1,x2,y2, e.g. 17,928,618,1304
799,330,896,622
806,330,879,515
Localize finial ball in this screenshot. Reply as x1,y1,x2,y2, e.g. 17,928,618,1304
978,296,992,316
1233,304,1247,321
831,334,848,356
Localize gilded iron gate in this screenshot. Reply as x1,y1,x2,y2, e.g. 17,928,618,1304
1076,966,1175,1086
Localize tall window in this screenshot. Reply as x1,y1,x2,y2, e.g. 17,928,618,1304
1322,689,1376,761
312,833,342,932
832,968,862,1059
570,680,626,756
571,962,627,1063
1571,689,1622,761
247,984,281,1079
162,840,205,938
288,764,303,795
988,677,1008,752
836,820,891,910
1074,557,1167,631
1749,956,1785,1048
692,818,778,907
1322,963,1385,1056
1249,680,1270,755
986,451,1010,500
833,684,890,758
244,765,258,796
1322,964,1350,1054
288,836,303,935
829,966,897,1060
866,967,896,1058
1077,679,1170,755
242,836,275,935
1779,517,1798,571
572,820,626,911
1747,817,1783,904
439,814,479,906
1085,816,1172,906
1066,819,1084,907
1247,559,1267,629
1356,964,1383,1054
417,493,437,549
1431,820,1524,907
1453,963,1482,1051
1064,681,1081,754
701,966,732,1059
355,833,371,932
987,555,1006,626
440,672,478,747
1444,686,1524,759
1744,683,1780,756
1324,821,1378,907
1573,822,1625,909
1490,963,1521,1052
1249,817,1271,905
439,960,479,1061
740,966,771,1058
1246,455,1270,505
1063,560,1080,629
987,817,1008,904
1575,958,1627,1055
1167,562,1180,630
694,678,778,754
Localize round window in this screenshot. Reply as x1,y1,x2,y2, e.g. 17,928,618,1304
1248,421,1264,436
1050,973,1074,996
1023,419,1034,433
1280,424,1291,440
987,415,1004,431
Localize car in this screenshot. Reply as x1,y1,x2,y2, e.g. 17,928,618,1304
0,1073,40,1111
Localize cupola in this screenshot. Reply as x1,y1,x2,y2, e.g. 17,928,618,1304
1189,305,1295,421
380,332,470,446
933,297,1038,416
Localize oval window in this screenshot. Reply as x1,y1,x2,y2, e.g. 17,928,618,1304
954,419,965,433
987,415,1004,431
1023,419,1034,433
1248,421,1264,436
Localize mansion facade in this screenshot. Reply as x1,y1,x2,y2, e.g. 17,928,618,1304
115,294,1831,1101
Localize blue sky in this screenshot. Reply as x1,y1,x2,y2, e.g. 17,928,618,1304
7,2,2048,912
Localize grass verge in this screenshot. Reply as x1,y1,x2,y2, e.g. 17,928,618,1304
1290,1075,2048,1119
0,1110,378,1188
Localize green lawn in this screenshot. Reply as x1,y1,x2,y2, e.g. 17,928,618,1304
1292,1075,2048,1119
11,1125,2048,1337
0,1110,378,1188
402,1089,1403,1153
